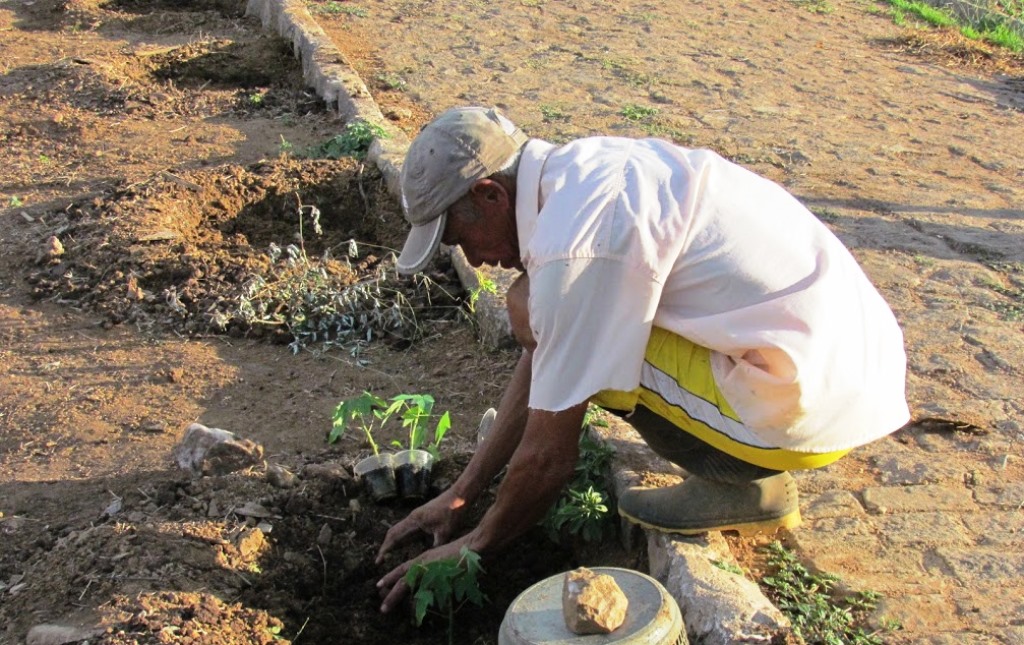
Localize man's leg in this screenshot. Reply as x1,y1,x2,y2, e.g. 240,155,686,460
617,405,801,536
627,406,780,484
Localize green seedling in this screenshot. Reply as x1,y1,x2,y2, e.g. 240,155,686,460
381,393,452,456
375,72,406,91
306,120,388,160
545,485,609,542
467,271,498,314
404,546,487,644
8,196,23,208
539,104,570,122
760,541,891,644
712,560,746,576
278,135,294,154
542,409,615,543
330,391,388,454
621,103,658,122
316,1,368,16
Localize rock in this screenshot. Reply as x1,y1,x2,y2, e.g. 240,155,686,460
302,462,352,484
172,423,264,476
562,567,629,635
44,236,63,258
317,523,332,546
234,527,266,559
26,624,102,645
266,464,297,489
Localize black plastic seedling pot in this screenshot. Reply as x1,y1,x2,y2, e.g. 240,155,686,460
354,453,397,502
393,449,435,500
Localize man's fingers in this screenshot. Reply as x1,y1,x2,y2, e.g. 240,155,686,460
375,519,421,564
376,562,413,613
379,577,410,614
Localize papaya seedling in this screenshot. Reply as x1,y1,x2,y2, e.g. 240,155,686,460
329,391,388,454
382,393,452,458
404,546,487,645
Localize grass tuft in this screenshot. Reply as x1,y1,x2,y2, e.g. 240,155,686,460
760,541,893,644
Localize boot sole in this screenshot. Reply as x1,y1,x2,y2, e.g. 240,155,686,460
619,507,802,537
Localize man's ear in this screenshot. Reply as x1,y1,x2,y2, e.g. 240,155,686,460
469,179,509,209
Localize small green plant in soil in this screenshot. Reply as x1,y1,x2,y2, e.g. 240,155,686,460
305,120,388,160
375,72,406,91
330,391,388,454
8,195,24,208
539,103,571,122
381,393,452,456
330,391,452,456
404,546,487,644
466,270,498,315
621,103,659,122
314,1,368,17
542,407,615,543
760,541,890,644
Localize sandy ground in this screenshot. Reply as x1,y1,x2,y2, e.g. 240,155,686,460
1,0,1022,642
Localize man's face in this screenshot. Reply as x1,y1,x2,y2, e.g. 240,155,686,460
442,191,523,271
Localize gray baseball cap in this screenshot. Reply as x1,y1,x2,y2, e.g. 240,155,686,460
396,106,528,275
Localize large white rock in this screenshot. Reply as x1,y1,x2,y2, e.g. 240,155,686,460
172,423,263,476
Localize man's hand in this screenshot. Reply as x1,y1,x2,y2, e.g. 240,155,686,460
375,488,469,565
376,533,474,614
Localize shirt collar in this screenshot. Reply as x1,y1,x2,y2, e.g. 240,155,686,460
515,139,556,268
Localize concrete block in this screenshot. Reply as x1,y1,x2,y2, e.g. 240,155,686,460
647,532,790,645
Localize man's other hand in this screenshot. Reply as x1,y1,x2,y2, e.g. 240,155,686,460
375,488,468,565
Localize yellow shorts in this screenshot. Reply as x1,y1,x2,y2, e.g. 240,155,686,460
590,328,850,471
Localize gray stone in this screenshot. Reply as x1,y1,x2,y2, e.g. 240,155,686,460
26,624,102,645
647,532,789,645
172,423,264,476
561,568,628,635
302,462,352,484
862,484,976,514
266,463,297,489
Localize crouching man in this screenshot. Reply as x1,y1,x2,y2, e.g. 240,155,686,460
374,107,910,613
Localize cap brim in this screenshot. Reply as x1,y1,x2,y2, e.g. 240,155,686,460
396,212,446,275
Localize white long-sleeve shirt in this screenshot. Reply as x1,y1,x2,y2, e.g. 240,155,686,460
517,137,909,453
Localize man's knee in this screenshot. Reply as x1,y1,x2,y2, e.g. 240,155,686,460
506,273,536,351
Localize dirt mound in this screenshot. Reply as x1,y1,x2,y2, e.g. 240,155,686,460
0,452,634,644
25,157,463,349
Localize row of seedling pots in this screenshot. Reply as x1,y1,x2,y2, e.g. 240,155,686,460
354,449,434,502
330,391,452,503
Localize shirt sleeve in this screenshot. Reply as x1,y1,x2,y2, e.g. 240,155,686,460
527,257,662,412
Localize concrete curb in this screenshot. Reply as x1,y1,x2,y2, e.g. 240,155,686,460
245,1,791,641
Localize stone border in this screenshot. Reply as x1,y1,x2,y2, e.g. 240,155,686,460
244,0,792,640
